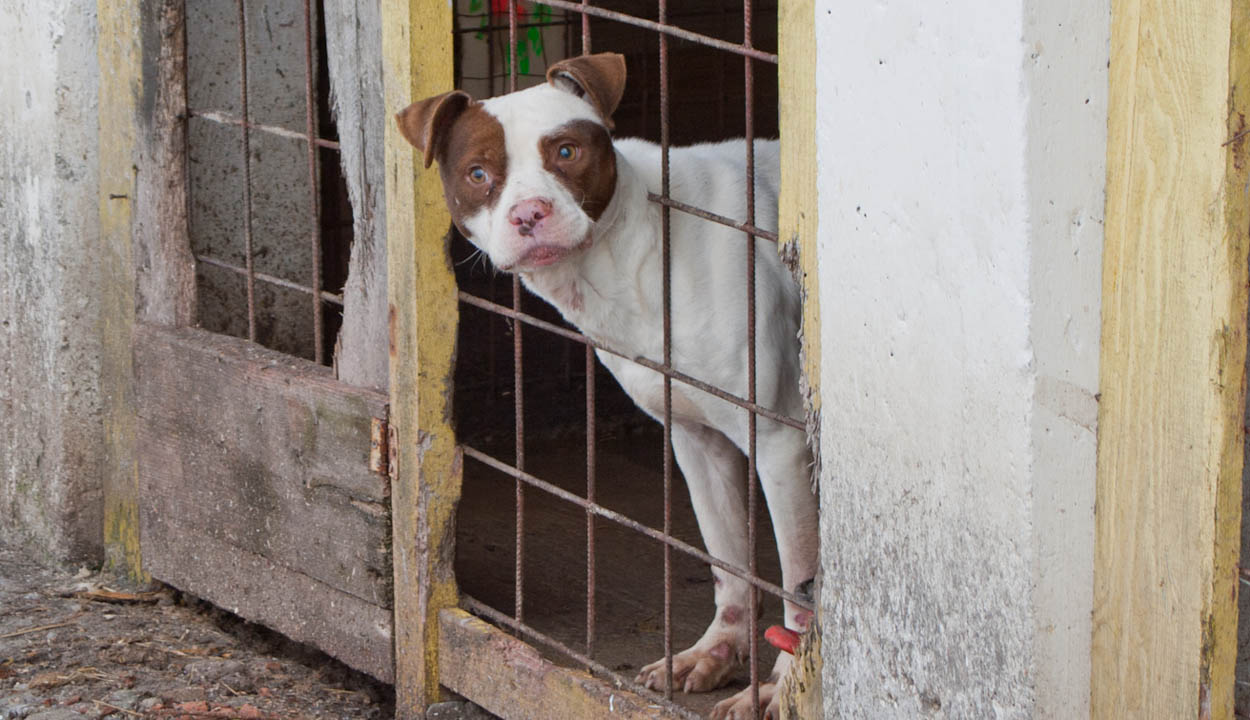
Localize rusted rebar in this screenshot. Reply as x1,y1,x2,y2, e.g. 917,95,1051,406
235,0,256,343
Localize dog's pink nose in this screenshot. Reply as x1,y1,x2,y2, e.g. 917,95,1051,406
509,198,553,233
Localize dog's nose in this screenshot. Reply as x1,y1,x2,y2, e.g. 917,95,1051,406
508,198,553,231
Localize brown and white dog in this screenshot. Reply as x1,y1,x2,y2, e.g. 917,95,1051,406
397,53,818,720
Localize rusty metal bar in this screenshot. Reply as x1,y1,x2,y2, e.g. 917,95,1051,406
744,1,760,714
188,109,342,150
302,0,324,365
461,446,814,610
580,0,590,53
461,596,704,720
658,3,675,692
458,292,805,430
647,192,779,243
453,18,576,35
581,3,594,668
235,0,256,342
510,0,525,627
585,345,596,662
509,0,518,93
196,254,344,305
487,5,495,97
541,0,778,64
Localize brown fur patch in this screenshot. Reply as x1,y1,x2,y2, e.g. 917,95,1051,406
545,53,627,129
539,120,617,221
434,104,509,239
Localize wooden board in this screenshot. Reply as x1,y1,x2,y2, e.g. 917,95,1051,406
1092,0,1249,717
776,0,822,715
97,0,144,580
144,514,395,682
382,0,460,713
100,0,198,580
134,323,394,678
324,0,391,391
134,0,197,329
439,608,672,720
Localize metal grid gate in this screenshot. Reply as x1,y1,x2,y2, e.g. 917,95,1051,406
188,0,346,364
447,2,813,717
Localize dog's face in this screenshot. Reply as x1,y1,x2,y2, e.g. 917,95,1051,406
396,53,627,272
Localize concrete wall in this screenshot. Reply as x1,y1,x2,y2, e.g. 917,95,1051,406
0,1,104,564
812,0,1107,716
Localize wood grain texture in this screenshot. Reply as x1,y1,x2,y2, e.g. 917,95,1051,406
134,324,393,679
324,0,390,391
1210,2,1249,713
776,0,822,716
97,0,144,580
143,510,394,681
438,609,671,720
135,0,196,328
134,324,392,606
778,0,821,424
1092,0,1248,717
382,0,459,713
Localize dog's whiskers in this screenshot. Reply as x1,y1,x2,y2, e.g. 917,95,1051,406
455,247,485,268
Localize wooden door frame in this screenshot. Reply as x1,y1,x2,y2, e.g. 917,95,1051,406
1092,1,1249,718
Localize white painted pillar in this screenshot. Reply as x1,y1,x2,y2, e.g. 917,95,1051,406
812,1,1107,717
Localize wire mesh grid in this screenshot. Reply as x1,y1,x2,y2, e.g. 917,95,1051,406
452,2,810,717
187,0,342,365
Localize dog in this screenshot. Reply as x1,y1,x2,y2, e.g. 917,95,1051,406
397,52,818,720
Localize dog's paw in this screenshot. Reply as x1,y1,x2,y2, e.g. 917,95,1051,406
635,636,742,693
709,680,780,720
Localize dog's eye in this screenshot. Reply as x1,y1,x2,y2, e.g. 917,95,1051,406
557,144,578,161
467,166,489,184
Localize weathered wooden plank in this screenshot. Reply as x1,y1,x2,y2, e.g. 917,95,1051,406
382,0,459,713
135,0,196,328
134,324,393,608
98,0,144,580
324,0,390,391
1092,0,1248,717
439,609,671,720
100,0,198,582
776,0,822,716
143,510,394,682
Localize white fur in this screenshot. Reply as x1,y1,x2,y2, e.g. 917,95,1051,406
469,84,818,720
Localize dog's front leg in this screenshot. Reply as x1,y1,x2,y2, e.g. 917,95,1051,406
637,423,751,694
711,424,819,720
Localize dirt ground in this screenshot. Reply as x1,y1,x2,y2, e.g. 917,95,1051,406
0,542,394,720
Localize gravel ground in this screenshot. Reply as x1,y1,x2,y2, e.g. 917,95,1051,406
0,542,394,720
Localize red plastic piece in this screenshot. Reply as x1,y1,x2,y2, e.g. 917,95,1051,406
765,625,801,655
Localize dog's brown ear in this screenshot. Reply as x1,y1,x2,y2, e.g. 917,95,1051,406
546,53,627,130
395,90,473,168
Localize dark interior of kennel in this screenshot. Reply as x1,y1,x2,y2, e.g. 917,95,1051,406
189,0,353,365
450,2,785,715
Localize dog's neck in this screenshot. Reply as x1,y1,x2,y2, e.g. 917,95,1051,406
517,149,660,351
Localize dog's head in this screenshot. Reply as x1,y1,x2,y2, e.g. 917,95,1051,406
396,53,627,273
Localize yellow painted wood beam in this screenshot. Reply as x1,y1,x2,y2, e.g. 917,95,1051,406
778,0,821,427
776,0,822,716
1092,0,1248,716
382,0,459,715
97,0,144,580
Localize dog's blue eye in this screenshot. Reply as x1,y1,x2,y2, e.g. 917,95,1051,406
558,144,577,161
468,167,488,184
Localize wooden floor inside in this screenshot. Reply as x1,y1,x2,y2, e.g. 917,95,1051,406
456,426,783,718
